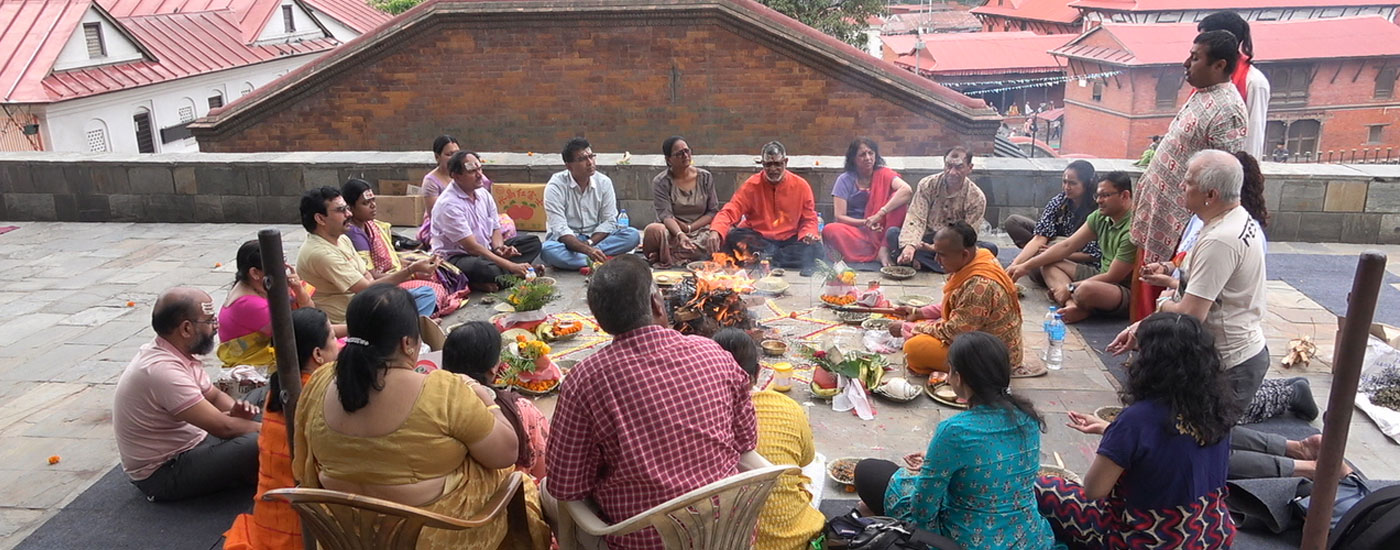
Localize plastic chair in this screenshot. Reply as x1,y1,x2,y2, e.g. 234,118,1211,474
264,471,525,550
553,463,798,550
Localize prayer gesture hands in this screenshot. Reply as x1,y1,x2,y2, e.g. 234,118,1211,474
1066,411,1109,435
230,400,261,420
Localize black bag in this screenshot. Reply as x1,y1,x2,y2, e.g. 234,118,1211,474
1328,483,1400,550
823,510,961,550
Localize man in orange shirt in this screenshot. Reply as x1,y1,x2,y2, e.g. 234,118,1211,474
707,141,823,276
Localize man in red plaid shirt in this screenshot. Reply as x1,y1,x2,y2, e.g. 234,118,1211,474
545,255,758,550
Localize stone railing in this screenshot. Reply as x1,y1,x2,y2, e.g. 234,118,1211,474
2,151,1399,243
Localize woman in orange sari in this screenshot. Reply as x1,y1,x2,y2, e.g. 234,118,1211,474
224,307,339,550
821,138,913,266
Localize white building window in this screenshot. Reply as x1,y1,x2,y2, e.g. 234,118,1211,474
85,119,109,152
83,22,106,58
208,91,225,109
133,108,155,153
239,82,254,97
283,5,296,32
178,99,196,123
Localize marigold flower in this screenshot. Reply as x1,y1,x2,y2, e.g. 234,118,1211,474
47,455,60,465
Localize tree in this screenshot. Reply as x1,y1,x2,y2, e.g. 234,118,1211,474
759,0,887,48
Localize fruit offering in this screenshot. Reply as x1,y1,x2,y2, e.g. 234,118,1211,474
535,320,583,341
820,294,856,306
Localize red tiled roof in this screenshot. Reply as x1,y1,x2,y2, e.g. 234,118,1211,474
302,0,392,34
39,10,337,102
1068,0,1399,11
1,0,388,104
881,10,982,34
971,0,1080,25
892,31,1072,74
1051,17,1400,67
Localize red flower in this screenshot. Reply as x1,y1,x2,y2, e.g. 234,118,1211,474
580,267,592,276
813,350,827,359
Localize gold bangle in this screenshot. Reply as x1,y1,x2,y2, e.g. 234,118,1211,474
485,404,501,411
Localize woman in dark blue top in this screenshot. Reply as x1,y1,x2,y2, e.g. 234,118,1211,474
1037,312,1239,549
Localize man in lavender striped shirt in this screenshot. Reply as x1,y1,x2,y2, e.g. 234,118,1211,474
430,151,541,291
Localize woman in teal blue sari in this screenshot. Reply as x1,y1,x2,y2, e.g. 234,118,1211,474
854,332,1062,550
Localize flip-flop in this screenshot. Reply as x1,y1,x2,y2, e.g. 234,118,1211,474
1011,364,1048,378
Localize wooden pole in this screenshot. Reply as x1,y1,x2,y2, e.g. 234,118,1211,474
256,229,315,550
1301,251,1387,550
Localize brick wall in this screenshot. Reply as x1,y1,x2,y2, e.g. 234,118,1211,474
193,2,999,157
4,151,1400,244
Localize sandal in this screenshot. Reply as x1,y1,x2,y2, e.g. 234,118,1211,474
1011,364,1048,378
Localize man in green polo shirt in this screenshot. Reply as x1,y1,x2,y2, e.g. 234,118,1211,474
1006,171,1135,323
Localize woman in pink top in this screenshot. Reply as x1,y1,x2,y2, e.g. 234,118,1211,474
418,136,515,243
217,240,315,369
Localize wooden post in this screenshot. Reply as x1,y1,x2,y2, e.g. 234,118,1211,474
1301,251,1387,550
256,229,315,550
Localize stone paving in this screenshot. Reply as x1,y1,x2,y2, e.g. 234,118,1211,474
1,222,1398,548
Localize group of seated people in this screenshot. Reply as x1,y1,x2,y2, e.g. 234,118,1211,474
110,136,1335,550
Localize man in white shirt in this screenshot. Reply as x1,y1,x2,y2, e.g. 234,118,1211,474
540,137,641,270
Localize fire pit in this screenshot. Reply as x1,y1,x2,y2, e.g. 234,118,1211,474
666,254,759,336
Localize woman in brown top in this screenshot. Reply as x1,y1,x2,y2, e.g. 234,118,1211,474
643,136,721,266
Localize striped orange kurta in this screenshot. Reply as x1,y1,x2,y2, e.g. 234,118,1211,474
223,372,311,550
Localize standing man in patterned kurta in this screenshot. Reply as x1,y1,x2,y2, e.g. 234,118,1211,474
888,222,1028,376
545,255,757,550
1130,30,1247,318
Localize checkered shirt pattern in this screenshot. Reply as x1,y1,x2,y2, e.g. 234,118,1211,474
546,325,758,550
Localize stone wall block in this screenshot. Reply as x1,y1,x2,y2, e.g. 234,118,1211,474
173,166,197,195
1263,177,1283,214
128,166,175,195
4,193,55,220
257,196,298,224
303,168,339,189
193,195,223,223
61,166,97,195
1340,212,1382,243
244,166,271,195
1365,180,1400,213
195,167,250,196
90,165,130,194
1279,179,1326,211
53,193,77,220
0,162,35,193
268,167,306,196
75,194,111,222
1265,212,1300,242
145,195,196,222
108,194,146,222
1324,181,1368,212
1296,212,1344,242
1379,213,1400,245
220,196,259,223
30,164,70,194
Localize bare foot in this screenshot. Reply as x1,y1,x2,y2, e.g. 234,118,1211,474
1058,304,1090,324
1299,434,1323,461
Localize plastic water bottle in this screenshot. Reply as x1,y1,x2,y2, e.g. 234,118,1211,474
617,209,630,228
817,213,825,233
525,266,537,281
1042,306,1065,370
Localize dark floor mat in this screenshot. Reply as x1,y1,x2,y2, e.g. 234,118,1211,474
1267,253,1400,326
1072,316,1132,386
16,465,250,550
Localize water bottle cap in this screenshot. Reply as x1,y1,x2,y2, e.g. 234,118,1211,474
1048,306,1058,312
1053,313,1062,320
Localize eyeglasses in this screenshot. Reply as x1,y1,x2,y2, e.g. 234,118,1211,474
1095,191,1122,199
570,153,597,163
192,318,219,328
331,205,351,214
670,148,692,158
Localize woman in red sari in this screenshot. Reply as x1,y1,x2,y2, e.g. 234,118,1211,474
821,138,913,266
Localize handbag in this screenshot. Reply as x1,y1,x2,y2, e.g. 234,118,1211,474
1295,472,1371,529
823,510,962,550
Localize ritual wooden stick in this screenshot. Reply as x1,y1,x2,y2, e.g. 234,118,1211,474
834,306,902,315
1301,251,1386,550
257,229,315,550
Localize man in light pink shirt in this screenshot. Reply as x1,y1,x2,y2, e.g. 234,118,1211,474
431,150,541,291
114,287,263,501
